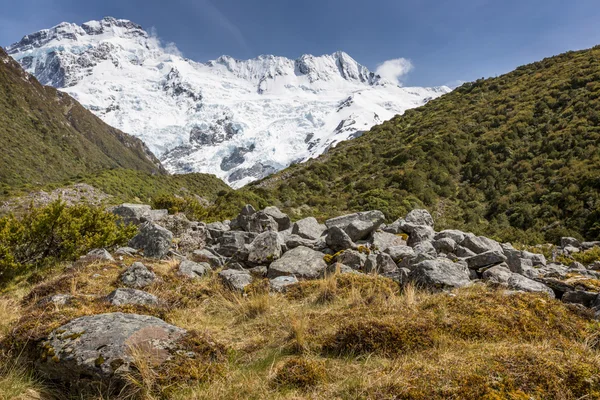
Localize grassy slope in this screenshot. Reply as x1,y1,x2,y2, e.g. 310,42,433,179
1,261,600,399
246,46,600,243
0,47,164,190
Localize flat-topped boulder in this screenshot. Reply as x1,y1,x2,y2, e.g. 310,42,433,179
267,246,327,279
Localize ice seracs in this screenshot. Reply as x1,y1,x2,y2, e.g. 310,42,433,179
7,17,451,187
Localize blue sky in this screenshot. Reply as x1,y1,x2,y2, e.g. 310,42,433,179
1,0,599,87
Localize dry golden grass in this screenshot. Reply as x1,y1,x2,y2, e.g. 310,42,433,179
2,259,600,399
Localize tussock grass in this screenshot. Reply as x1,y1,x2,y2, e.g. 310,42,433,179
2,260,600,399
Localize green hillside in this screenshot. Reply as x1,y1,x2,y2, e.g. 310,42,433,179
0,47,164,190
247,46,600,243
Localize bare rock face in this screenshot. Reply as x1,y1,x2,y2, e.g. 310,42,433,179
37,313,186,394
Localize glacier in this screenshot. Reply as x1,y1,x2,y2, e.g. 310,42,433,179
6,17,451,187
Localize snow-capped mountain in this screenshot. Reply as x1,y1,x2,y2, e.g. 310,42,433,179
6,17,451,187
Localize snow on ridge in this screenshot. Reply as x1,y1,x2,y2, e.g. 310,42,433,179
7,18,452,188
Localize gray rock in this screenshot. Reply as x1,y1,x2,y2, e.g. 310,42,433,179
177,226,208,255
291,217,326,240
564,245,580,254
325,211,385,241
370,231,407,251
248,266,268,277
381,218,405,234
326,226,356,252
465,250,507,269
336,249,367,270
408,258,471,290
382,268,411,284
267,246,327,279
206,221,230,242
364,253,397,274
398,252,436,270
155,213,195,237
120,262,156,289
507,274,555,298
321,263,361,277
432,237,457,254
405,209,434,227
247,231,283,265
582,242,600,250
413,241,438,257
230,204,256,231
481,264,512,284
246,212,279,233
285,234,317,250
219,269,253,291
269,276,299,292
403,224,435,247
561,237,581,249
37,313,185,393
36,294,74,308
191,248,225,268
262,206,291,231
217,231,256,257
384,245,415,262
434,230,466,244
114,247,138,256
106,288,159,306
178,260,211,279
562,291,598,307
569,261,586,271
75,249,115,267
455,245,477,258
128,221,173,258
461,235,503,254
112,203,152,225
589,261,600,271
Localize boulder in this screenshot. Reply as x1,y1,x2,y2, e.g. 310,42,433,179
128,222,173,258
246,212,279,233
269,276,299,292
325,211,385,241
291,217,326,240
434,230,466,244
206,221,230,243
582,242,600,250
405,209,434,227
36,294,75,308
398,252,436,270
178,260,211,279
114,247,138,256
191,248,225,268
455,245,477,258
507,274,555,298
249,266,268,277
155,213,195,237
262,206,292,231
561,237,581,249
321,263,361,277
336,249,367,270
106,288,159,306
177,226,208,255
217,231,256,257
403,224,435,247
247,231,283,265
111,203,153,225
120,262,156,289
37,313,185,393
432,237,457,254
371,231,407,251
267,246,327,279
413,241,438,257
481,264,512,284
219,269,253,291
230,204,256,231
408,258,471,290
326,226,356,252
364,253,397,274
461,235,503,254
465,250,507,269
285,234,317,250
384,245,415,262
75,249,114,266
562,291,598,307
381,218,405,234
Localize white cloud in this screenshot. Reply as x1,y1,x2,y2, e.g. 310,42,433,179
375,58,414,85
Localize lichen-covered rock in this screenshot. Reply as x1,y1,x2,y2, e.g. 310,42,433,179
247,231,283,265
36,294,75,308
364,253,397,274
292,217,326,240
263,206,292,231
270,276,299,292
285,234,318,250
403,223,435,247
465,250,507,269
461,235,503,254
434,229,466,244
384,245,415,262
370,231,407,251
246,212,279,233
219,269,253,291
408,258,471,290
405,209,434,227
432,237,457,254
336,249,367,270
217,231,256,257
178,260,211,279
120,262,156,289
325,211,385,241
111,203,153,225
75,248,115,266
267,246,327,279
128,221,173,258
106,288,159,306
37,313,185,394
191,248,225,268
326,226,356,252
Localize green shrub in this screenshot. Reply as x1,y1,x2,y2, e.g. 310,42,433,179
0,200,136,283
152,194,208,221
